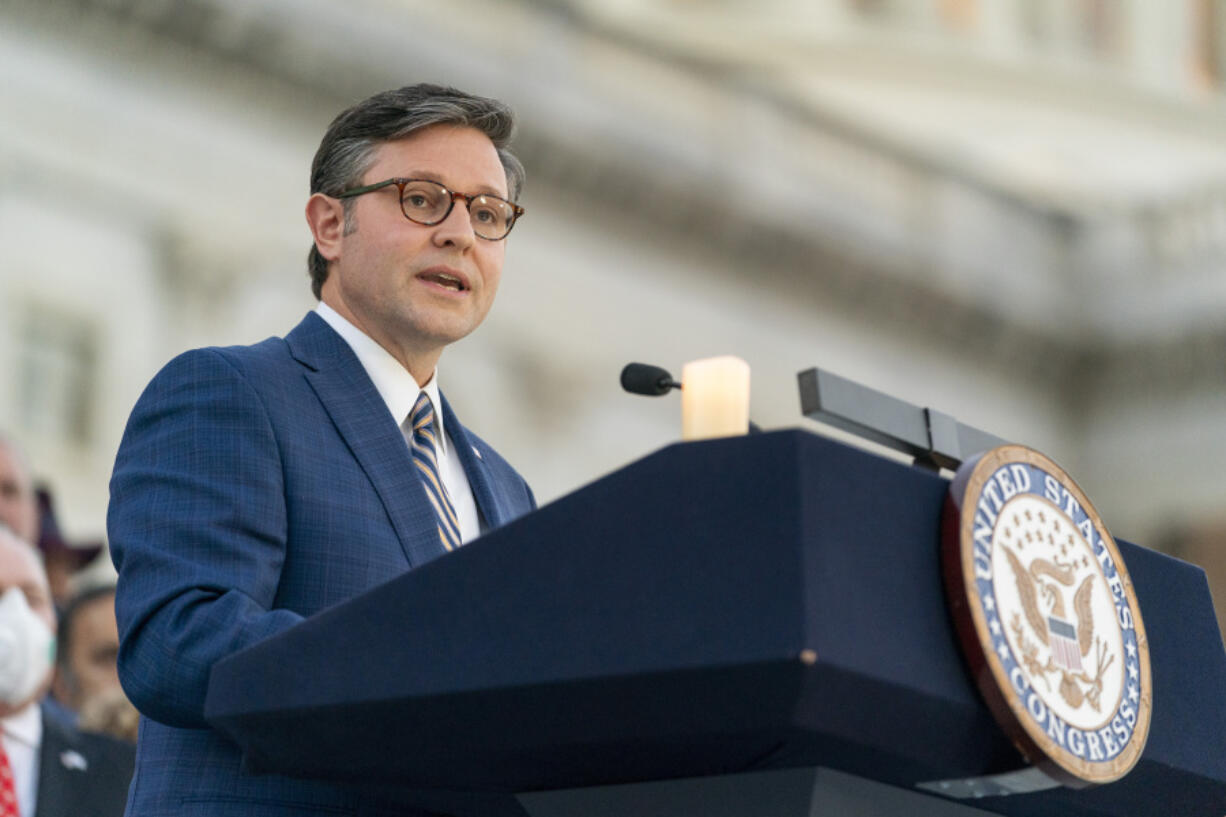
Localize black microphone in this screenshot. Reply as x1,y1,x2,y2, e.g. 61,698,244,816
620,363,681,396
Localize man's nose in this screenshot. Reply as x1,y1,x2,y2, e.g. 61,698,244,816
432,197,477,248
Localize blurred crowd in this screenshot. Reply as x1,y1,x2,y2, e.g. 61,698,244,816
0,433,133,817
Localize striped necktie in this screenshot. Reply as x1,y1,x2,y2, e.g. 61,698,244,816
409,392,462,553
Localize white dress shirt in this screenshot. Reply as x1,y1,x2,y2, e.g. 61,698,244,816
315,303,482,543
2,703,42,817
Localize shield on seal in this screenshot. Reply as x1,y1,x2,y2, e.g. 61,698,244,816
1047,615,1083,674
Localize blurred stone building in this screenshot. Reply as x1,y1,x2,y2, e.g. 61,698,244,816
2,0,1224,634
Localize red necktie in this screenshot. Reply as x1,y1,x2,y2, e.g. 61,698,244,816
0,742,18,817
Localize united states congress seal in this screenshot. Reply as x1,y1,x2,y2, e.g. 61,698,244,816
941,445,1151,787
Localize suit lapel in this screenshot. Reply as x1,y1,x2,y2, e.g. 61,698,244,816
287,313,446,569
440,392,506,531
35,710,76,817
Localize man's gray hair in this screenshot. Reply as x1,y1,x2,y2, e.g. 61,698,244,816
307,83,525,299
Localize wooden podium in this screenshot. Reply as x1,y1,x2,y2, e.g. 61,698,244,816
204,431,1226,816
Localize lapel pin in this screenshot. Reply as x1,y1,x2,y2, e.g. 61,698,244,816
471,445,483,460
59,750,88,772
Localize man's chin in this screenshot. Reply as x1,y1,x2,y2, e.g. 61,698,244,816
411,315,486,350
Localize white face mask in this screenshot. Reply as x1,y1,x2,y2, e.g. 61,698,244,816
0,586,55,706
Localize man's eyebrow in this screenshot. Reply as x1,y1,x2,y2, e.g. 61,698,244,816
403,172,508,198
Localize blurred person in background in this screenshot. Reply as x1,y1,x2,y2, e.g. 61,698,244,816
51,584,136,743
0,435,104,612
0,438,38,548
75,687,138,747
0,525,133,817
33,490,103,612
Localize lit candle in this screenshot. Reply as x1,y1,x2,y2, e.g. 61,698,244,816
681,356,751,441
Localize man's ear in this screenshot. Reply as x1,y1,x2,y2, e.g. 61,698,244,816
305,193,345,264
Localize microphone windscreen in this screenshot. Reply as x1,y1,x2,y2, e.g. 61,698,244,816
620,363,675,396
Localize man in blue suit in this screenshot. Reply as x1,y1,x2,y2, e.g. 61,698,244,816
108,84,536,816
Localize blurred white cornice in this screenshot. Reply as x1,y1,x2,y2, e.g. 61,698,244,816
6,0,1226,392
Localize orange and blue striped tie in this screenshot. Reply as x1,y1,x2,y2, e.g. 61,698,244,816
409,393,462,552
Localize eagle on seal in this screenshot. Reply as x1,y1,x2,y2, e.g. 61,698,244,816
1003,546,1097,707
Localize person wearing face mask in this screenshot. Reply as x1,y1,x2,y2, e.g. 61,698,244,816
0,525,132,817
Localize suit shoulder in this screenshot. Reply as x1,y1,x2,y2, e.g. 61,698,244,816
158,335,291,379
136,338,297,412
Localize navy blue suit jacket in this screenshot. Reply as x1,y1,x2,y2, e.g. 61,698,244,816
108,313,535,816
36,704,134,817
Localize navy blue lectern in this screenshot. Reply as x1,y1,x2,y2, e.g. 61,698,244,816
204,431,1226,817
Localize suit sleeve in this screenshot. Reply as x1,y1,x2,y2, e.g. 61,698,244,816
108,348,303,729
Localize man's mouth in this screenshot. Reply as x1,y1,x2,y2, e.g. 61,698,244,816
419,270,469,292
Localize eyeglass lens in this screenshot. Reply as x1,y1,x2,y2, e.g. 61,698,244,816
400,180,516,239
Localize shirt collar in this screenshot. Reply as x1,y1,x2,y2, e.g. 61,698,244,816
2,703,42,749
314,303,447,452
